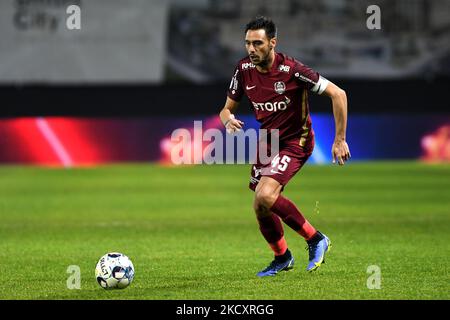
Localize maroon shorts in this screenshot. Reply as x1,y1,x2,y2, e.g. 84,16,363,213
249,135,314,191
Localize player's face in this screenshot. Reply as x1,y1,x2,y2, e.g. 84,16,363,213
245,29,275,66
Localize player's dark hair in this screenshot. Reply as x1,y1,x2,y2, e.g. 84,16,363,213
245,16,277,39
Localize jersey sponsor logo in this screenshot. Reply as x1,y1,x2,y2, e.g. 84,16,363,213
250,176,260,185
241,62,255,70
274,81,286,94
246,85,256,90
229,69,239,93
252,96,290,112
295,72,317,86
278,64,290,73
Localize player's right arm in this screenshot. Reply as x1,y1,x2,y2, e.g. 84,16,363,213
220,64,245,133
219,97,244,133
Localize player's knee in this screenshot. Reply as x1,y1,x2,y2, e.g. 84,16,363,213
254,187,278,209
253,199,271,218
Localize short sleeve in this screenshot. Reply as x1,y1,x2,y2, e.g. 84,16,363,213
293,62,329,95
227,66,244,101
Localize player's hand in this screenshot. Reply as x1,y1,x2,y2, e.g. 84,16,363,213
332,139,351,165
225,116,244,134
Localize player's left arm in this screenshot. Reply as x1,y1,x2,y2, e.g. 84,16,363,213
321,81,351,165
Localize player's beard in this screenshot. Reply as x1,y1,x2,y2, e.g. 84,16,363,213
251,50,271,68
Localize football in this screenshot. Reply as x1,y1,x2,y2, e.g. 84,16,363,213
95,252,135,289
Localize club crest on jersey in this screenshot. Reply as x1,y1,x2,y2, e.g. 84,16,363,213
274,81,286,94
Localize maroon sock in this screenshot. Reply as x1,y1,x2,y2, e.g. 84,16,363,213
270,195,317,240
256,214,287,255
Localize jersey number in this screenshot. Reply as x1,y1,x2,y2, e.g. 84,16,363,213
271,154,291,172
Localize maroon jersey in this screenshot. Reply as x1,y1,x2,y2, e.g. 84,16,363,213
227,52,328,146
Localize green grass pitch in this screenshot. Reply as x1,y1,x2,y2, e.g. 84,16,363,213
0,161,449,299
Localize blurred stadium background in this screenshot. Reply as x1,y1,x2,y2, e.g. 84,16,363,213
0,0,449,165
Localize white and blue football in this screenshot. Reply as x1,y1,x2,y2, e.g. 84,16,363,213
95,252,135,289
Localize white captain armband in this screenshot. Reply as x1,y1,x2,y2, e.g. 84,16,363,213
311,76,329,95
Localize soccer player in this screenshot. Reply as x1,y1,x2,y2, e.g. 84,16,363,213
219,16,350,276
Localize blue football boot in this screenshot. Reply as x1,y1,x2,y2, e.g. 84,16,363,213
257,249,295,277
306,231,331,272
